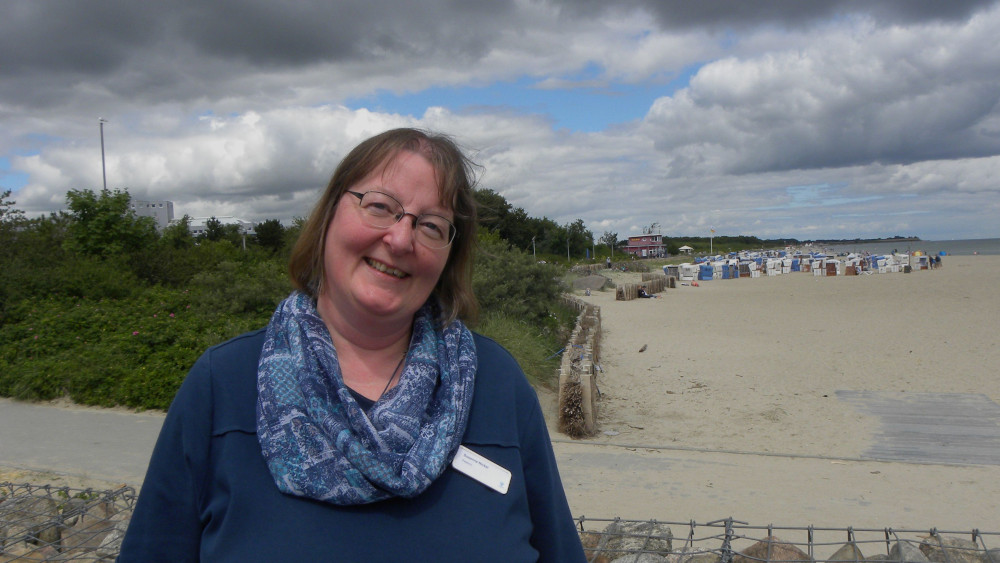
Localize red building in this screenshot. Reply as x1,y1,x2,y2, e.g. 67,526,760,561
623,234,665,258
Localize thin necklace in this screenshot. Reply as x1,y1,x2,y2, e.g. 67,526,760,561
380,353,406,398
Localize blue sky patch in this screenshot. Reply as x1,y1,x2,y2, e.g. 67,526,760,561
346,66,697,132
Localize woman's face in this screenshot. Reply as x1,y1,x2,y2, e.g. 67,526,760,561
318,150,452,329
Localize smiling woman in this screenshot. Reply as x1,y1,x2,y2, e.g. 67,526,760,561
117,128,587,562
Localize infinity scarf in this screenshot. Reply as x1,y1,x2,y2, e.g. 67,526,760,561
256,291,477,505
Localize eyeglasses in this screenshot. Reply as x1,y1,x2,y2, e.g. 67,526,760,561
347,190,457,249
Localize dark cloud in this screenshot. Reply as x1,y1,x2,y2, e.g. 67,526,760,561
550,0,999,29
0,2,156,74
0,0,508,110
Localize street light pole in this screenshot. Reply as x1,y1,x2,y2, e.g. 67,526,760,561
98,118,108,191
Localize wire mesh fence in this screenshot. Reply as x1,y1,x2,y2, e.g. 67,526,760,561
576,517,1000,563
0,482,136,561
4,481,998,562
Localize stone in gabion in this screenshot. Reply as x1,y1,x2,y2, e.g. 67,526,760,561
611,554,670,563
733,535,812,563
828,541,866,562
605,520,673,556
888,541,931,563
918,535,984,563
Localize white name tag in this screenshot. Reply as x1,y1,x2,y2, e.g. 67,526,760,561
451,445,511,494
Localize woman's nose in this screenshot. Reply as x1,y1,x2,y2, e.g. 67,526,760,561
383,215,417,252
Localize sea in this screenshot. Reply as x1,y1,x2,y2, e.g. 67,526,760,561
818,237,1000,257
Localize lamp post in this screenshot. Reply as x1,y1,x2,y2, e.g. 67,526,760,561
98,118,108,191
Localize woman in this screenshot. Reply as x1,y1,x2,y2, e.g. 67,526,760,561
118,128,586,562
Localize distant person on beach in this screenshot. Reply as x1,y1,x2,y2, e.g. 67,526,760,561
637,285,658,298
118,129,586,562
606,256,612,269
935,255,942,268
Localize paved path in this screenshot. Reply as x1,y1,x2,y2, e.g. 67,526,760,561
0,398,164,485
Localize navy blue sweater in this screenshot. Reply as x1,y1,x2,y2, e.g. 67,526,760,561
118,330,585,562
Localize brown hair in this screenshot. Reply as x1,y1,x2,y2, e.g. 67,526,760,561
288,128,479,325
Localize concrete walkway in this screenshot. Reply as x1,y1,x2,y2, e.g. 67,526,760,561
0,398,164,486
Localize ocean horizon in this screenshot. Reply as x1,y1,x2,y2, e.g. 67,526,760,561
821,237,1000,256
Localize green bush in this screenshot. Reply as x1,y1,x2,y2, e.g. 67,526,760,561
476,311,567,388
0,289,272,410
189,259,291,316
473,230,568,328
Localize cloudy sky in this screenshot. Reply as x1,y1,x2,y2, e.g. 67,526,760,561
3,0,999,241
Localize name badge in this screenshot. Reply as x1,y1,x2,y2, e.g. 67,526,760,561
451,445,511,494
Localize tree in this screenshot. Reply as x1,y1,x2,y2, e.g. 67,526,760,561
0,189,25,225
162,215,194,249
254,219,285,253
642,222,660,235
64,188,158,257
203,216,226,242
599,230,618,249
565,219,592,259
473,188,512,231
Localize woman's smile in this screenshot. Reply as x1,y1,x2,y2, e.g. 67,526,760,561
365,257,408,279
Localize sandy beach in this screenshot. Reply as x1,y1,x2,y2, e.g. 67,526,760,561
548,254,1000,531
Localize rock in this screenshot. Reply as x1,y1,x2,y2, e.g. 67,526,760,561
604,520,673,559
665,546,721,563
0,496,59,550
60,512,110,554
581,530,607,562
583,521,673,563
96,509,132,558
828,541,866,561
733,535,812,563
918,535,984,563
611,554,670,563
888,541,931,563
0,543,59,561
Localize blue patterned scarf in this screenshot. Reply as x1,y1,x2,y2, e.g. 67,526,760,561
256,291,477,505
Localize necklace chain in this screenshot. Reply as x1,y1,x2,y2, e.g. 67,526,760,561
380,353,406,398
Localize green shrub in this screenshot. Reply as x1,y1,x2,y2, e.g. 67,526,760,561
476,312,564,388
0,289,273,410
473,230,568,328
189,259,290,316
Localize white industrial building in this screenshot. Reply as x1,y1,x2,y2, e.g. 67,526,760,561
130,199,174,230
186,216,256,236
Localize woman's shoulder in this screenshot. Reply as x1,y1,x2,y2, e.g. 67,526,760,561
203,328,267,363
178,329,266,431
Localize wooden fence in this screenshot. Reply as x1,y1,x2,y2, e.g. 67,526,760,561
557,295,601,438
615,274,675,300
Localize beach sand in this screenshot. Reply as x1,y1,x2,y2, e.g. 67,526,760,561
548,254,1000,531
